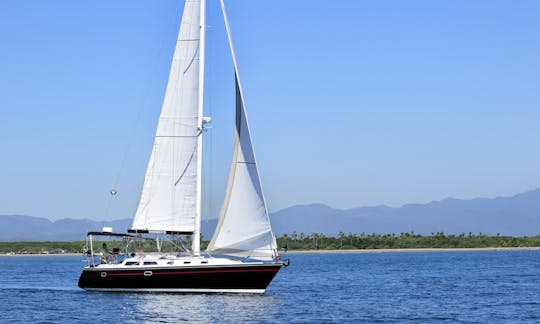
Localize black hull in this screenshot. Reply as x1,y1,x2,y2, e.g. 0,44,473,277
78,264,282,293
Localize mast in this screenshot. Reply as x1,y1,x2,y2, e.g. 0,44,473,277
192,0,206,256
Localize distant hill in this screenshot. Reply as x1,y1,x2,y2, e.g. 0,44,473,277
0,215,219,242
1,188,539,241
270,188,540,236
0,215,132,241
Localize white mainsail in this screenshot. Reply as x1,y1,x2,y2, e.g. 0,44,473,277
131,0,202,233
206,0,278,260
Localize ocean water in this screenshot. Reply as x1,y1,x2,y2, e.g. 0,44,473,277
1,250,540,323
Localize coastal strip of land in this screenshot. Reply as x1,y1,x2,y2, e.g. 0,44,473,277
2,233,540,256
2,246,540,257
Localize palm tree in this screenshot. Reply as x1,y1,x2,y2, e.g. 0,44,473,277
348,232,354,248
339,231,345,249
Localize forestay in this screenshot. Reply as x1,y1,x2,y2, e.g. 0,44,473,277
206,77,277,260
206,0,277,260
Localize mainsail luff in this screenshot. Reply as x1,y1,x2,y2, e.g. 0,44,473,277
130,0,202,233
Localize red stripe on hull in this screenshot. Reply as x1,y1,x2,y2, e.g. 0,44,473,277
105,268,278,277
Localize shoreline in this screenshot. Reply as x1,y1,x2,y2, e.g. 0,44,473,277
282,247,540,254
2,246,540,257
0,253,83,257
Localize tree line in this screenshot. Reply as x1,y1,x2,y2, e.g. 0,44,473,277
1,232,540,254
276,232,540,250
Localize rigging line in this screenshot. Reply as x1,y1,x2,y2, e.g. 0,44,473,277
219,0,271,219
174,129,203,186
156,121,199,128
108,0,182,222
178,237,192,253
105,0,181,220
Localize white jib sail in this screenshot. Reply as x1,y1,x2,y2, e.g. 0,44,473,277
206,76,277,260
207,0,277,260
131,0,202,233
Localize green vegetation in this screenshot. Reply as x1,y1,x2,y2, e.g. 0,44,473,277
1,232,540,254
276,232,540,250
0,241,87,254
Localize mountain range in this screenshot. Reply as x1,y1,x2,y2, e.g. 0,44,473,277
1,188,539,241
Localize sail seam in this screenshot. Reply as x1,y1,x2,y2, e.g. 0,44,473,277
156,135,199,138
184,44,200,74
174,129,202,186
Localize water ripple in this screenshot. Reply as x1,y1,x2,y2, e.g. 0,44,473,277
1,251,540,322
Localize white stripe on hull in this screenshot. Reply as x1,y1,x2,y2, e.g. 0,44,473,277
83,287,266,294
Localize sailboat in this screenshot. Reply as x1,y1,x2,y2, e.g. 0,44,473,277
78,0,287,293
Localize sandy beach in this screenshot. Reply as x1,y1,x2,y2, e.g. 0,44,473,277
282,247,540,254
0,252,83,257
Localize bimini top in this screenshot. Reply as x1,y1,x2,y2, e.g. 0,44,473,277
86,231,138,238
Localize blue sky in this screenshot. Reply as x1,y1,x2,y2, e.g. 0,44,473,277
0,0,539,221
